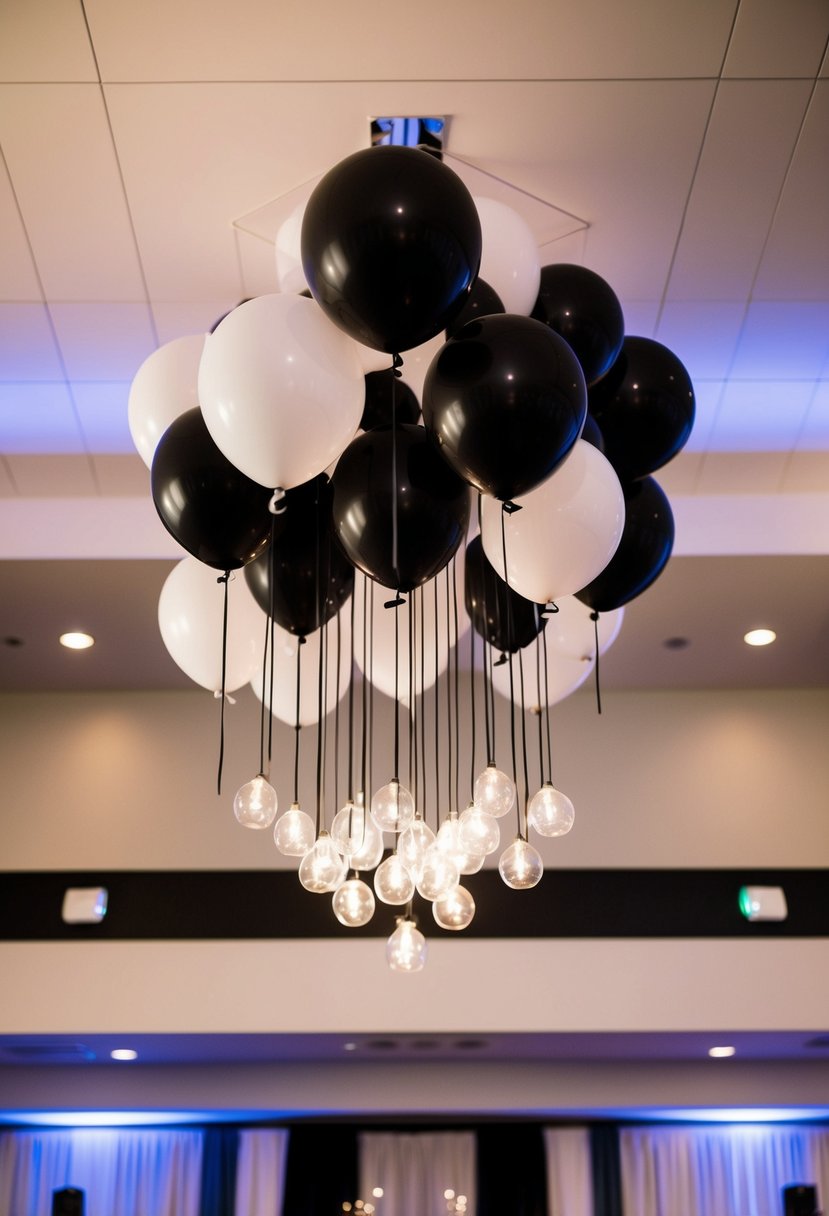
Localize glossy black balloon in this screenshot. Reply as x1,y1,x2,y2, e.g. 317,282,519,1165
244,475,354,637
576,476,674,612
151,408,272,571
580,412,606,453
361,369,421,431
531,263,624,387
301,146,481,354
422,314,587,502
464,535,543,653
445,276,504,340
587,336,695,481
331,424,470,591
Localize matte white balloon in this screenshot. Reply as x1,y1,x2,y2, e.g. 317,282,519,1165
199,293,364,490
128,334,204,468
250,610,351,727
158,558,261,692
481,440,625,604
474,197,541,316
274,201,308,295
541,595,625,661
490,640,594,708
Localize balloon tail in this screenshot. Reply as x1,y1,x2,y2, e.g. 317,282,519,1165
268,487,286,515
216,571,231,796
591,611,603,715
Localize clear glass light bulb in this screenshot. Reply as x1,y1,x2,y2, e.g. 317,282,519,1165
330,800,371,856
473,764,515,818
499,837,544,890
459,803,501,856
437,813,485,876
416,843,459,902
370,778,416,832
233,774,278,829
386,917,427,972
332,877,376,927
348,815,385,871
527,783,575,837
274,802,315,856
432,884,476,931
298,832,347,893
374,853,416,905
397,818,436,882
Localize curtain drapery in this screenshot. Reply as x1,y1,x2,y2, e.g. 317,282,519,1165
544,1127,593,1216
359,1131,476,1216
234,1129,289,1216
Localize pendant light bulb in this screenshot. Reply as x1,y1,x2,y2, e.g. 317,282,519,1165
371,778,415,832
499,837,544,890
459,803,501,856
473,764,515,818
298,831,347,893
432,884,476,931
374,853,416,905
397,818,436,883
332,877,376,927
437,812,485,875
416,843,460,902
331,799,372,856
386,917,427,972
527,783,575,837
233,774,278,829
348,815,385,870
274,802,316,856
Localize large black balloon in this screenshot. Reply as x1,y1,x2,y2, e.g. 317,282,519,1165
576,476,674,612
464,536,543,653
331,424,470,591
301,145,482,354
422,314,587,502
151,408,272,571
587,336,695,481
445,276,504,340
244,475,354,637
531,263,624,387
361,369,421,431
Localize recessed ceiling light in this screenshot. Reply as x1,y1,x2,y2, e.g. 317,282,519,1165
60,632,95,650
744,628,776,647
343,1042,357,1052
110,1049,137,1061
708,1045,736,1058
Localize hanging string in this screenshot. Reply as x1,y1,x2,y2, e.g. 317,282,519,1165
368,583,375,800
258,603,270,778
499,509,520,836
392,587,401,782
267,513,277,766
469,597,477,795
591,611,603,715
216,571,230,796
433,575,441,828
292,637,303,805
476,495,494,767
419,586,427,820
444,566,453,814
347,591,356,800
535,618,545,788
333,610,341,815
409,589,417,809
541,623,554,787
517,647,531,834
360,575,369,804
451,558,461,815
391,353,402,588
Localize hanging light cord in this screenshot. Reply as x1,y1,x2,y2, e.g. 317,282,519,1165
258,604,270,778
541,624,554,787
444,566,453,813
469,601,477,796
591,611,603,714
500,508,520,835
216,570,230,796
451,558,461,815
517,647,531,836
535,617,545,788
347,590,356,801
292,637,303,805
333,610,341,816
433,575,441,827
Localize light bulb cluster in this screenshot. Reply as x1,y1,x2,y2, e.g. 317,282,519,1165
235,759,574,971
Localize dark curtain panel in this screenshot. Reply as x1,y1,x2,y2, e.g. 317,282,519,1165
590,1124,622,1216
199,1127,240,1216
476,1124,547,1216
282,1125,359,1216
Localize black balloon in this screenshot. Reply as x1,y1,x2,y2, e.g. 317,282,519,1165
587,336,695,481
301,145,482,354
464,535,543,653
151,408,272,571
576,476,674,612
445,276,504,340
531,263,624,387
331,424,470,591
244,475,354,637
422,314,587,502
361,369,421,431
580,412,606,453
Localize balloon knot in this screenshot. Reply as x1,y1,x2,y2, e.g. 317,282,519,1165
541,601,559,615
590,611,600,621
502,500,522,514
269,488,287,515
384,594,406,609
494,652,508,667
213,690,237,705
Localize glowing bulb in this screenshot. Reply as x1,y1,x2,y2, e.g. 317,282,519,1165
459,803,500,856
298,832,347,893
274,802,315,856
527,784,575,837
233,774,278,829
348,816,385,870
397,818,436,881
744,628,776,646
386,917,427,972
499,837,544,889
374,854,416,905
371,778,415,832
432,884,476,931
416,843,459,901
59,631,94,650
473,764,515,818
332,877,376,927
437,813,485,875
331,800,373,856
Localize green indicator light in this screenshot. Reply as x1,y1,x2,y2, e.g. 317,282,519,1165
738,887,756,919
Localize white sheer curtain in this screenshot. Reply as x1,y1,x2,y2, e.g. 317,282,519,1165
359,1131,476,1216
234,1129,289,1216
0,1127,203,1216
543,1127,593,1216
620,1123,829,1216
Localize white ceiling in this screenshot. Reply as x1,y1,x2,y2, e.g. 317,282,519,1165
0,0,828,688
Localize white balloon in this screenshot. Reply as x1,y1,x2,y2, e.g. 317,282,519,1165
274,202,308,295
474,197,541,316
250,610,352,727
199,293,364,491
541,596,625,661
128,334,205,468
481,440,625,604
490,639,594,708
158,558,262,692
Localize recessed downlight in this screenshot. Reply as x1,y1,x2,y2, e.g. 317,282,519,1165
60,632,95,650
744,628,776,647
708,1045,736,1058
110,1049,137,1061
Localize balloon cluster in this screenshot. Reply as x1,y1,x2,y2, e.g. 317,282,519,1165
128,144,694,970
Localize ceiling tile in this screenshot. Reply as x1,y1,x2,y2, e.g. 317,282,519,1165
0,84,147,300
730,302,829,379
655,301,746,380
617,301,660,339
753,82,829,301
723,0,829,78
0,303,63,380
49,303,156,380
83,0,735,83
92,454,150,497
0,154,41,300
779,450,829,491
681,380,724,451
152,302,236,346
70,382,133,453
794,381,829,451
0,383,84,454
708,380,814,451
665,80,813,301
0,0,97,82
694,450,788,494
4,453,98,496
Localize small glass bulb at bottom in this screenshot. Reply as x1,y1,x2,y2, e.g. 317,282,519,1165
233,774,277,829
527,783,575,837
499,837,544,890
298,832,347,893
386,917,427,972
473,764,515,818
432,884,476,931
274,802,315,856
